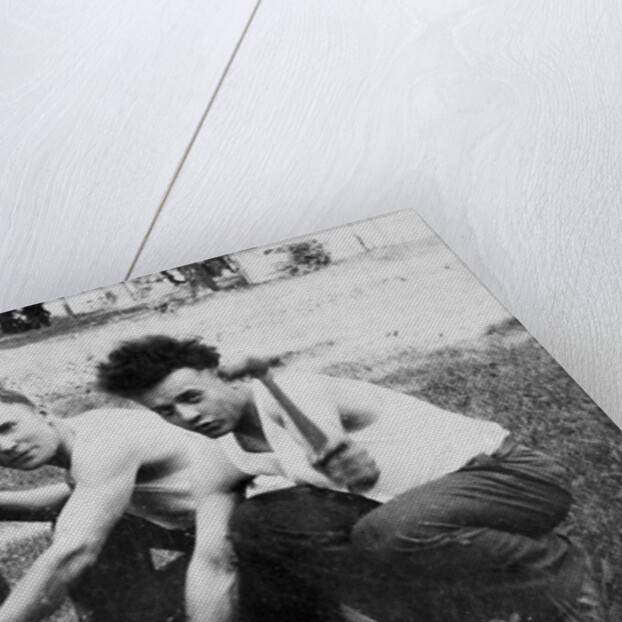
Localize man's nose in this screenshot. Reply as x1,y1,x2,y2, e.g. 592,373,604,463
176,404,201,424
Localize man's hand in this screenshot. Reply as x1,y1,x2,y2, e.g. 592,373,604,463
313,439,380,494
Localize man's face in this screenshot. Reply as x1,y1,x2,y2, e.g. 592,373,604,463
137,368,245,437
0,402,59,470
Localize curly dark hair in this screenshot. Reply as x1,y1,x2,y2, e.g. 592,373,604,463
97,335,220,397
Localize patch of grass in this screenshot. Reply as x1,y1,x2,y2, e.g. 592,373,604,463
325,329,622,617
1,532,51,584
0,466,64,492
0,532,76,620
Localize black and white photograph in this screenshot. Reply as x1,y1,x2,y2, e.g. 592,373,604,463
0,211,618,622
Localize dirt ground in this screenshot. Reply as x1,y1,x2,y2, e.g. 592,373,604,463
0,238,510,405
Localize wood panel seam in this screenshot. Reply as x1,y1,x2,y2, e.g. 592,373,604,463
124,0,265,280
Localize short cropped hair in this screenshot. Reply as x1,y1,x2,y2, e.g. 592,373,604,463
0,387,35,408
97,335,220,397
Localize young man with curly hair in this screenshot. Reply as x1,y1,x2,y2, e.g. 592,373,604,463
96,334,597,622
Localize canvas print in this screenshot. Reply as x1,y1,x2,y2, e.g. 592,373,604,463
0,210,618,622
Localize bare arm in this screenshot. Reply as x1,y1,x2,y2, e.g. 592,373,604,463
0,449,137,622
0,483,71,522
186,492,239,622
272,374,380,492
183,418,246,622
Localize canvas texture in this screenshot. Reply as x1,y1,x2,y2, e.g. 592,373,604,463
0,210,618,622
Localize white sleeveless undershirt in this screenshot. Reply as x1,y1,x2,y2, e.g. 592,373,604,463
217,375,508,503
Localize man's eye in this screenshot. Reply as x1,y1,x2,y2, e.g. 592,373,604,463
155,407,175,418
181,392,202,404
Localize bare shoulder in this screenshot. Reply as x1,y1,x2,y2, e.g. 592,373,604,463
69,408,178,464
71,407,167,434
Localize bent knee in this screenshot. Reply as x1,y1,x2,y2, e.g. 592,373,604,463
351,513,408,554
351,511,450,555
351,519,386,553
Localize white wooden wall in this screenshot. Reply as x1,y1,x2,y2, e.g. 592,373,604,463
1,1,621,425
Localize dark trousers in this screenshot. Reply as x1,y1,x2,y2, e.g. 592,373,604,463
230,440,584,621
70,515,194,622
